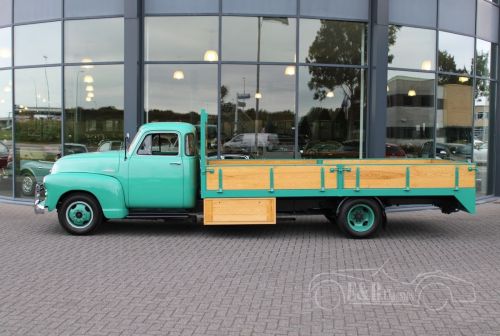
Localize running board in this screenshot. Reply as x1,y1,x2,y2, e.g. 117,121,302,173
126,213,195,220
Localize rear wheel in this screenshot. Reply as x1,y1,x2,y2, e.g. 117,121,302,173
58,193,102,235
338,198,383,238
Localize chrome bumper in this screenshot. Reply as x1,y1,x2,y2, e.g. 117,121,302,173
34,183,46,214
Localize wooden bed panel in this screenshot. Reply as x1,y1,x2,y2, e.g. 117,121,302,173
204,198,276,225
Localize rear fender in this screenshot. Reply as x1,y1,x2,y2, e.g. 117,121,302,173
44,173,128,219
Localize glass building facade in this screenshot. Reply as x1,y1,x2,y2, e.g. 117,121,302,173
0,0,499,200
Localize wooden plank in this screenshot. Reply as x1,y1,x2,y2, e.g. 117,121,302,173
459,165,475,188
208,159,318,166
203,198,276,225
274,166,322,190
410,165,455,188
206,166,270,190
344,166,407,189
323,159,441,165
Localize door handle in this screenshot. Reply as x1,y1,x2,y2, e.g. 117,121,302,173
170,162,182,165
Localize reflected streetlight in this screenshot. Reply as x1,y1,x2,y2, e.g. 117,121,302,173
326,91,334,98
408,89,416,97
203,50,218,62
81,58,94,69
83,75,94,83
421,60,432,71
284,65,295,76
87,92,94,98
458,76,469,83
254,92,262,99
85,85,94,92
173,70,184,80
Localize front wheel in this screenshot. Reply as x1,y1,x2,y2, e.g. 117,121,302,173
337,198,383,238
58,193,103,235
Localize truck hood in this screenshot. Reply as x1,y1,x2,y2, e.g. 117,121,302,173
50,151,122,176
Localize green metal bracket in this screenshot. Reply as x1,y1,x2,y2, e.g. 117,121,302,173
454,166,460,191
269,167,275,193
320,167,325,192
204,168,214,174
218,168,223,193
405,166,410,191
468,166,478,172
355,167,360,192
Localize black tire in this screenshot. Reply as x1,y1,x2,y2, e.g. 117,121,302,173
58,193,103,235
21,172,36,196
337,198,383,238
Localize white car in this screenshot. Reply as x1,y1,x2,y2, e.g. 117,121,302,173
474,143,488,165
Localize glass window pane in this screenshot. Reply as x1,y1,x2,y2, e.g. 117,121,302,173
14,67,62,198
476,39,497,79
64,65,124,154
14,0,61,23
65,18,124,63
222,17,296,62
435,74,473,162
387,71,435,158
222,0,296,15
0,70,12,197
388,26,436,70
65,0,124,17
298,66,366,159
0,27,12,68
145,17,218,62
145,0,219,14
474,80,494,195
438,31,474,75
15,22,61,66
0,0,12,26
221,65,296,158
300,19,367,65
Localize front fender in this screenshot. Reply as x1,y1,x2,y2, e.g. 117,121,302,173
44,173,128,219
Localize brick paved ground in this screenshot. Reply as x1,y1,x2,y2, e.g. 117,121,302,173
0,201,499,335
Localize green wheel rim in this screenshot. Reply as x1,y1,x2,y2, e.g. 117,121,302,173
347,204,375,233
66,201,93,228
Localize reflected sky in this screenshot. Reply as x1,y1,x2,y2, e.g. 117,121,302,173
145,17,218,61
65,65,124,110
0,70,12,119
439,31,474,74
15,67,61,109
15,21,61,66
0,27,11,68
65,18,124,63
389,26,435,70
145,64,217,119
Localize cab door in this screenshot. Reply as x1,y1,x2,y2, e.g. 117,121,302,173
128,132,184,208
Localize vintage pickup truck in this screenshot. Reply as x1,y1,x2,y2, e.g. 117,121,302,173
34,110,476,238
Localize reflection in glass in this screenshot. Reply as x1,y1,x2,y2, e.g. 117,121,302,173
435,75,473,162
221,65,295,158
15,22,61,66
474,80,494,194
386,71,434,158
65,18,124,63
298,66,365,159
65,65,124,154
388,26,436,70
476,39,497,79
438,31,474,75
222,17,296,62
65,0,124,17
14,67,62,198
14,0,61,23
0,28,12,68
300,19,367,65
0,70,12,197
145,17,218,62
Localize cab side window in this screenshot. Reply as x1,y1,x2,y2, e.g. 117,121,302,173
185,133,196,156
137,133,179,156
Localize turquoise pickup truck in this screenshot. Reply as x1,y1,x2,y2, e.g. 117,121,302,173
35,110,476,238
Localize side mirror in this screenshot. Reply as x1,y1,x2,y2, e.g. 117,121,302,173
124,133,130,161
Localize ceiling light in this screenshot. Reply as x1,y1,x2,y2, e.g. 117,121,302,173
85,85,94,92
326,91,334,98
0,99,4,104
85,97,92,102
83,75,94,83
408,89,416,97
87,92,94,98
203,50,218,62
284,66,295,76
81,58,94,69
421,60,432,71
255,92,262,99
173,70,184,80
458,76,469,83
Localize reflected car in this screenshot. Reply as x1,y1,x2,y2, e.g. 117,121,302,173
420,141,472,161
98,140,123,152
302,140,406,159
0,141,10,169
19,143,88,196
223,133,279,153
473,143,488,165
